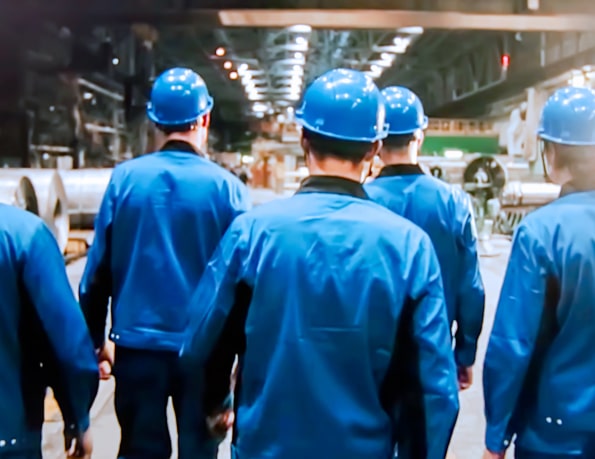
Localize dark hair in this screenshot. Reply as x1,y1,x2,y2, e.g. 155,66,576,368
302,128,373,163
383,133,416,150
155,122,197,135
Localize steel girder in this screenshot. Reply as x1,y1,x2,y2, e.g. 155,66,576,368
408,30,595,117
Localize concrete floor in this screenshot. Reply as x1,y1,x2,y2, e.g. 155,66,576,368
42,196,514,459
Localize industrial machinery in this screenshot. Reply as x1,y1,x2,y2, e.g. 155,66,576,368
462,155,508,237
494,181,561,234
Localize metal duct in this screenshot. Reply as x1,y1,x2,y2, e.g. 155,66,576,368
0,175,40,215
500,181,561,207
1,169,70,253
58,168,113,229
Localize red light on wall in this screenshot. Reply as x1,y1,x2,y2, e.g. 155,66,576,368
501,54,511,69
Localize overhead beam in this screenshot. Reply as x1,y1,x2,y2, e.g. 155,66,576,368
218,10,595,31
6,8,595,31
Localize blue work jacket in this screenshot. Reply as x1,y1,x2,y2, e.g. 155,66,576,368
366,164,485,367
0,204,98,456
182,176,459,459
80,141,251,352
484,187,595,455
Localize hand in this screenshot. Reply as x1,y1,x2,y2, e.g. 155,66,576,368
96,342,115,380
457,365,473,391
206,409,234,440
65,428,93,458
482,449,505,459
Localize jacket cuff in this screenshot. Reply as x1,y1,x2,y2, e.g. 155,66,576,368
454,342,477,368
485,427,512,454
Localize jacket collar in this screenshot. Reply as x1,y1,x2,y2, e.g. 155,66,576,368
297,175,369,200
160,140,206,157
378,163,425,178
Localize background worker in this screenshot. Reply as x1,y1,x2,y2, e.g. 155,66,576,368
0,204,98,459
181,68,459,459
483,86,595,459
365,86,485,391
79,67,250,459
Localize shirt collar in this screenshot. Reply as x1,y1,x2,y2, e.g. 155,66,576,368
297,175,369,199
377,164,425,178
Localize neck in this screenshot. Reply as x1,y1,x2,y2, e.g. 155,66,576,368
380,148,417,165
307,155,364,182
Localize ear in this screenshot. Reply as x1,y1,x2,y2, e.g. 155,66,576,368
201,113,211,128
417,131,425,147
300,135,310,153
363,140,382,161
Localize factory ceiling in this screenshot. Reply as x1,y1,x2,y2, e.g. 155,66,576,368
3,0,595,150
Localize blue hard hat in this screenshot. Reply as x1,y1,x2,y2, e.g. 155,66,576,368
381,86,428,135
538,86,595,145
295,68,389,142
147,67,214,126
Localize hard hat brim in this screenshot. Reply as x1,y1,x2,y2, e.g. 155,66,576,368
387,116,428,136
146,97,214,126
295,113,389,142
537,129,595,146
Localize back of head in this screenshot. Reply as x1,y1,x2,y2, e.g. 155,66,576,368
147,67,213,133
295,68,388,163
538,86,595,186
381,86,428,151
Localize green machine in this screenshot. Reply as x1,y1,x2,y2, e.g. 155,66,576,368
421,118,502,156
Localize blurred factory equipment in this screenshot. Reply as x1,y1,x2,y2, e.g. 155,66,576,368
494,181,561,234
58,168,112,229
0,175,39,215
0,169,70,253
462,156,508,238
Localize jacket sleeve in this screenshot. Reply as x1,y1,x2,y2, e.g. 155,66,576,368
402,234,460,459
179,219,250,457
454,193,485,367
23,223,99,433
79,174,116,350
483,224,548,453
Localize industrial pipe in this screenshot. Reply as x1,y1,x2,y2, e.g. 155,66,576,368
0,175,40,215
58,168,113,229
0,169,70,253
500,181,561,207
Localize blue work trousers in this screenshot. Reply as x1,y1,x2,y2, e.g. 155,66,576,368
113,346,216,459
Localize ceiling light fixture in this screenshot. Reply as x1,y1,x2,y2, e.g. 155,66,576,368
288,24,312,33
252,103,268,112
392,37,411,53
229,71,238,80
398,26,424,35
215,47,226,57
223,61,232,70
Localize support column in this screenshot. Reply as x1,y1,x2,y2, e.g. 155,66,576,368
524,86,549,178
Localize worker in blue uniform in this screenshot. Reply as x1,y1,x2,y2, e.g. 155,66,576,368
365,86,485,391
181,68,459,459
79,67,250,459
0,204,98,459
483,86,595,459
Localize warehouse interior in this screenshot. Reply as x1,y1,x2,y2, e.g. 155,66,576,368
2,1,595,458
